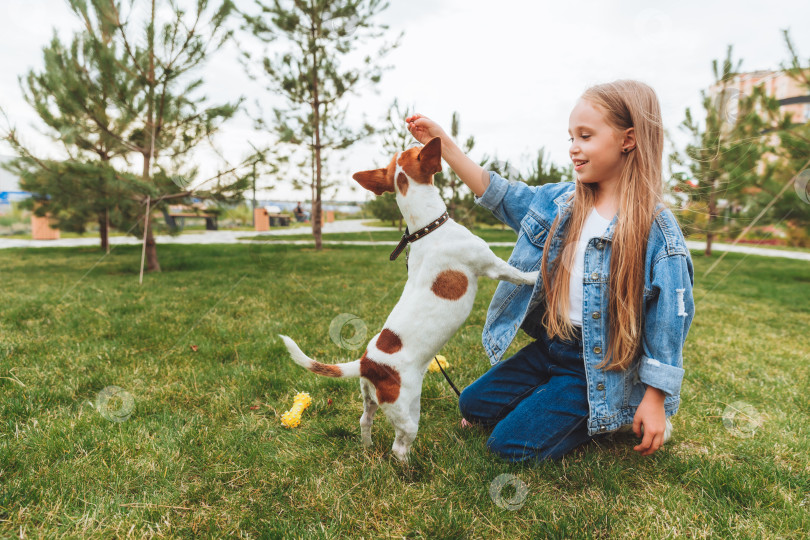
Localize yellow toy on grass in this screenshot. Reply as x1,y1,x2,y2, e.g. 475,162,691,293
428,354,450,373
281,391,312,428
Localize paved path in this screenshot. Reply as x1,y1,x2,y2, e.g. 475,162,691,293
2,219,808,261
0,219,393,249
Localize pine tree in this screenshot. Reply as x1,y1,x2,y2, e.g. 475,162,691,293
678,45,771,256
2,0,248,270
522,148,573,187
4,157,144,247
240,0,401,249
70,0,244,272
3,24,137,251
770,29,810,245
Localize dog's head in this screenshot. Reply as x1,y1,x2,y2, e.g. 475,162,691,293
352,136,442,196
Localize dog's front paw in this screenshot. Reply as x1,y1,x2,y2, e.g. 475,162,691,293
521,270,540,285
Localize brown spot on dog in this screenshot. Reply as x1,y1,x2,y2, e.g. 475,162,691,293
309,361,342,377
399,137,442,185
360,352,401,403
376,328,403,354
396,172,409,196
431,269,468,300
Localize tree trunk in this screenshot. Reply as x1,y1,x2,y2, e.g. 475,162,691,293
145,218,160,272
142,0,160,272
310,21,323,250
140,148,161,272
705,174,720,256
98,212,109,252
705,162,719,257
141,154,161,273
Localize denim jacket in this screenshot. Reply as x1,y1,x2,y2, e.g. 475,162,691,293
474,172,695,436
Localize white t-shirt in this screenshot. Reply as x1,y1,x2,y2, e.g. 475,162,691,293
568,207,613,327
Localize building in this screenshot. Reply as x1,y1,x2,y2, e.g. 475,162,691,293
706,69,810,209
709,69,810,125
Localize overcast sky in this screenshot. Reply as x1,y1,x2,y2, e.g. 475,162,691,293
1,0,809,203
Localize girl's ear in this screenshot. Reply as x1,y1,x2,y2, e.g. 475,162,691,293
622,127,636,153
417,136,443,175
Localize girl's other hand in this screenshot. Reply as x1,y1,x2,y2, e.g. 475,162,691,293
632,389,667,456
406,113,447,145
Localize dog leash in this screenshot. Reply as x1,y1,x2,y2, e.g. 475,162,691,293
436,359,461,397
388,210,461,397
389,211,450,271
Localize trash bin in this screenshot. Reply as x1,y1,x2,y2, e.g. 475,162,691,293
254,208,270,231
319,210,336,226
32,213,60,240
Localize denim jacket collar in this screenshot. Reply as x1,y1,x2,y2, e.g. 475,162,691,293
553,189,619,243
553,189,672,246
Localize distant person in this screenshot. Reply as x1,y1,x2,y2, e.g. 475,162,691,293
294,202,307,222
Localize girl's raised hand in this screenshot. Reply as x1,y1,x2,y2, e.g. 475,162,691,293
405,114,447,145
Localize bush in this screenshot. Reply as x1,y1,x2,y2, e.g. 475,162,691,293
785,222,810,247
221,204,254,228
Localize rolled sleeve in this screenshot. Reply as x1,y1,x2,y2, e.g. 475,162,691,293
638,252,695,397
473,171,537,234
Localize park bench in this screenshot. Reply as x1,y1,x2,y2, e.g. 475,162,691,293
269,213,291,227
162,209,218,232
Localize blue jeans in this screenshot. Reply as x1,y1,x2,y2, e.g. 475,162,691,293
459,324,609,462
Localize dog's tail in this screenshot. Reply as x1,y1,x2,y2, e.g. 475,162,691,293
278,335,361,378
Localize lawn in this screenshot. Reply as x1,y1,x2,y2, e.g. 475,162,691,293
245,226,810,255
0,242,808,537
243,225,534,245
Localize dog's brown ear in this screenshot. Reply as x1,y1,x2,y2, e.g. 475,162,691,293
417,137,443,176
352,168,394,195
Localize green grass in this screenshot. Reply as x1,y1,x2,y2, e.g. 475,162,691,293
0,243,808,537
245,226,527,244
248,227,810,254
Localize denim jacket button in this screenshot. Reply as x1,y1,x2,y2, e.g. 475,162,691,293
592,311,600,319
596,241,604,249
596,383,605,391
599,426,606,432
593,346,602,354
590,272,599,280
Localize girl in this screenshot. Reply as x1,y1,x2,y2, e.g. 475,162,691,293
405,80,695,462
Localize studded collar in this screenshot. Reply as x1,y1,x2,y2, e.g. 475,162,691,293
389,211,450,262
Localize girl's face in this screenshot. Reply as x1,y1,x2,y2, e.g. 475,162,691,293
568,99,633,189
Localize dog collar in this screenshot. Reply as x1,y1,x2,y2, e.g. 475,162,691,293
389,211,450,262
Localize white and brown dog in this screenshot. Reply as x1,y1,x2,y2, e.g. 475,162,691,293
279,137,538,461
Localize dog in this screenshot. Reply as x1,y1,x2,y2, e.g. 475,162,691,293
279,137,539,461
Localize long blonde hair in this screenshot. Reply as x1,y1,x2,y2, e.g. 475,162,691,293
541,80,666,372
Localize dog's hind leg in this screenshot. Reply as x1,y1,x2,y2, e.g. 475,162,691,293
482,254,539,286
359,379,378,449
